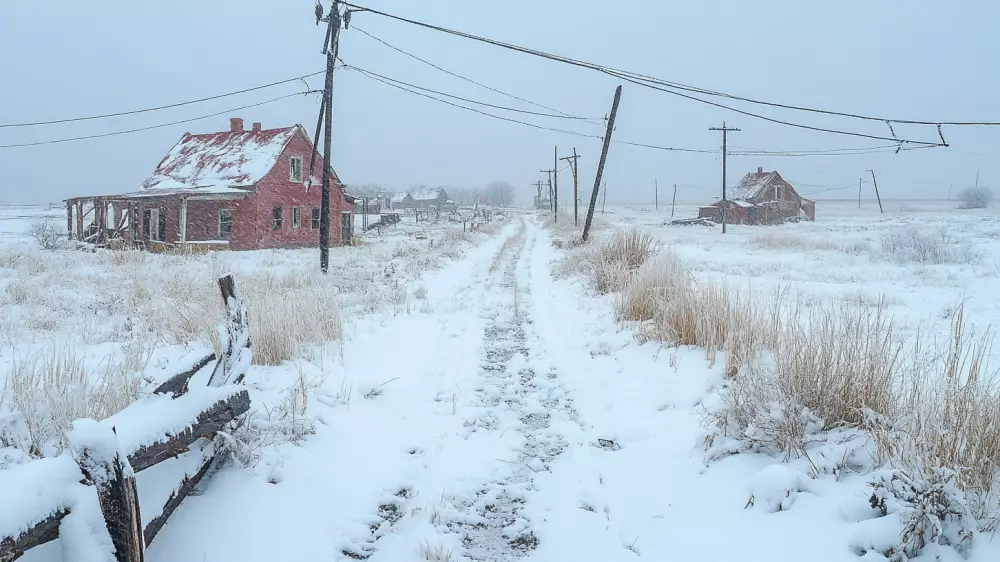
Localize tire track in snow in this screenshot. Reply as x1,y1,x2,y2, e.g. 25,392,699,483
444,219,581,561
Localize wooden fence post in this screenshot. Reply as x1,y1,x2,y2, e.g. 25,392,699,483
208,275,252,387
69,421,144,562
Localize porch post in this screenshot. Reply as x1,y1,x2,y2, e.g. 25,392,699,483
96,199,106,244
76,201,84,240
66,202,73,240
179,197,188,244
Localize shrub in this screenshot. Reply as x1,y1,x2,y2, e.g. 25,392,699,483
879,227,980,265
29,220,64,250
957,186,993,209
575,228,657,293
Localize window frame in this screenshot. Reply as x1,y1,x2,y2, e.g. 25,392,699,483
292,206,301,230
311,207,320,229
272,206,283,231
289,156,304,183
218,208,234,237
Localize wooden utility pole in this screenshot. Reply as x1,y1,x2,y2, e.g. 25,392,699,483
312,1,342,273
560,149,581,225
534,180,546,209
709,122,740,234
655,178,659,210
858,178,862,208
553,146,559,223
671,183,677,219
602,182,608,215
582,85,622,242
541,168,554,213
869,169,884,213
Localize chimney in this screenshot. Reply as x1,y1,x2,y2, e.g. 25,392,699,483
252,122,262,133
230,118,244,132
757,166,763,174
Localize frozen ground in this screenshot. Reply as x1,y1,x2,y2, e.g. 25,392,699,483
3,201,1000,561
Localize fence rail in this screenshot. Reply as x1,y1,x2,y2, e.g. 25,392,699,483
0,274,252,562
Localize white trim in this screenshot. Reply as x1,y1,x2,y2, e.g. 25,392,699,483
179,197,188,243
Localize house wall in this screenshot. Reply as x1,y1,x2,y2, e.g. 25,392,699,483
232,129,346,251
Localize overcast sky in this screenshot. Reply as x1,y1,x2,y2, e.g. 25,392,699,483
2,0,999,206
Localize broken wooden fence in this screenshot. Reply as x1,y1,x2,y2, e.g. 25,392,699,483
0,274,253,562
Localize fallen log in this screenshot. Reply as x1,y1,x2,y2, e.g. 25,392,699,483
142,450,215,546
153,353,216,397
0,511,67,562
126,391,250,473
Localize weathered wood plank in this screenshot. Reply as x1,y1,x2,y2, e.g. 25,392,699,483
142,452,215,547
208,275,252,387
0,511,67,562
152,353,216,397
127,390,250,473
71,423,144,562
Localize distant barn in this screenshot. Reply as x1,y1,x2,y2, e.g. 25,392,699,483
699,167,815,225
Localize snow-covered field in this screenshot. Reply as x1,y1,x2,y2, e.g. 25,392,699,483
3,201,1000,562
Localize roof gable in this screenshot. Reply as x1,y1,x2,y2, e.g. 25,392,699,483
142,126,302,191
730,170,797,201
410,187,445,201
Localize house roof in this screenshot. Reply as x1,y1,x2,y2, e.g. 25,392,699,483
730,171,779,201
410,187,444,201
390,192,409,203
141,125,340,191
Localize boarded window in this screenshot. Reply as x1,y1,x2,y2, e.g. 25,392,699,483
219,209,233,236
157,209,166,242
290,157,303,183
272,206,283,230
144,208,163,241
311,207,320,229
292,207,301,229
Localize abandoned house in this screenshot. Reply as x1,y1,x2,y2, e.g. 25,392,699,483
63,118,352,251
389,187,451,212
698,167,816,225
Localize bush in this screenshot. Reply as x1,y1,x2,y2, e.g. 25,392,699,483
574,228,657,293
957,186,993,209
879,227,980,265
29,220,64,250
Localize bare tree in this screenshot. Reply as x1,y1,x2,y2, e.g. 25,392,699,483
485,181,515,208
957,186,993,209
30,219,64,250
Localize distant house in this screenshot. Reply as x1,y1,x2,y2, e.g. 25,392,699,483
389,192,412,211
410,187,449,210
698,167,815,224
63,118,354,250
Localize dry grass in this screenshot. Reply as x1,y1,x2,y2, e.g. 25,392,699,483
1,342,144,457
571,228,657,294
418,541,453,562
880,227,981,265
752,233,872,255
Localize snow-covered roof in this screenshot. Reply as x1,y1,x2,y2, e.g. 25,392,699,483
410,187,444,201
141,125,338,191
390,192,409,203
730,171,777,201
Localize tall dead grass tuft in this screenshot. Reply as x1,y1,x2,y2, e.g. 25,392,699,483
575,228,657,293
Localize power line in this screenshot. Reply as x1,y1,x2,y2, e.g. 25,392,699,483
352,26,599,124
340,2,955,145
0,91,321,148
0,71,324,129
344,61,934,158
341,64,597,120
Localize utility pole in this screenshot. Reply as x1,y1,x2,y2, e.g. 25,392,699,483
541,168,554,214
534,180,545,209
858,178,862,208
602,182,608,215
308,0,342,273
560,149,581,226
582,85,623,242
976,169,980,189
869,169,884,213
709,122,740,234
655,178,659,210
553,146,559,223
671,183,677,219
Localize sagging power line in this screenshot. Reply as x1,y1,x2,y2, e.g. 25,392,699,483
339,2,980,146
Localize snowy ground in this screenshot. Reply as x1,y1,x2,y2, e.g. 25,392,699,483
5,201,1000,561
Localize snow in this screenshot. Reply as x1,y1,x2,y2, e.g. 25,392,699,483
7,202,1000,562
729,170,778,201
141,126,301,191
0,455,81,543
106,386,245,455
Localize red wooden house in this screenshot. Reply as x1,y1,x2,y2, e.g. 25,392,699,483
698,167,815,225
64,118,354,250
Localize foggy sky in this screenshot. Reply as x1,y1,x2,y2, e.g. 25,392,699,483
2,0,999,207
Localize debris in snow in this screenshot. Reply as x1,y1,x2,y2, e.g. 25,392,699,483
747,464,810,513
596,438,621,451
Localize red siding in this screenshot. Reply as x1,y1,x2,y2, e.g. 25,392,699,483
229,129,345,251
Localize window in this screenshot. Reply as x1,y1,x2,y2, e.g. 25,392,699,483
219,209,233,237
143,208,164,241
289,157,303,183
272,206,283,230
311,207,320,229
292,207,301,229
